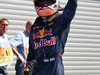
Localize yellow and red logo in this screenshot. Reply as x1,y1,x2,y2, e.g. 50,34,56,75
0,47,13,64
33,29,52,39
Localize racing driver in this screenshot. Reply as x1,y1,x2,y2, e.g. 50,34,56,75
27,0,77,75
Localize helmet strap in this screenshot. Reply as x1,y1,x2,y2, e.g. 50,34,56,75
41,12,59,23
46,12,59,22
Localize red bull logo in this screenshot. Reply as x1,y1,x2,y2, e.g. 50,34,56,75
33,29,52,39
34,37,56,49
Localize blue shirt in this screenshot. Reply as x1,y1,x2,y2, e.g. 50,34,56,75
9,31,29,59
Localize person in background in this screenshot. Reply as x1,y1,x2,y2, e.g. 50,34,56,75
0,18,13,75
9,20,34,75
27,0,77,75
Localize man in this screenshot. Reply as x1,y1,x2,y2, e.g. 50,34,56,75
0,18,13,75
9,20,34,75
27,0,77,75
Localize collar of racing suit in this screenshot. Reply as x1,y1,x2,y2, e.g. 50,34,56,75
41,12,59,22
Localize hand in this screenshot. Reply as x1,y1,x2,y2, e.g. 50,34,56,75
18,54,26,64
27,60,36,75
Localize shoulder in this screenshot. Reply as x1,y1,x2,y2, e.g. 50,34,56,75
16,32,23,37
9,32,23,46
31,17,42,28
35,17,43,24
10,32,23,41
22,31,29,37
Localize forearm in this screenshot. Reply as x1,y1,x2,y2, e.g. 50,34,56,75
10,44,26,64
10,44,20,57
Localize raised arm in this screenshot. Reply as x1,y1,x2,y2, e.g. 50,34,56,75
60,0,77,28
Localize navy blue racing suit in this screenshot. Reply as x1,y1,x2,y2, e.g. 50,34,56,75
27,0,77,75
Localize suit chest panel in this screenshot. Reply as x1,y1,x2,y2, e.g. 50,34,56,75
32,25,56,49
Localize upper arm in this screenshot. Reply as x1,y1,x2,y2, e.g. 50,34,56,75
9,33,23,48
